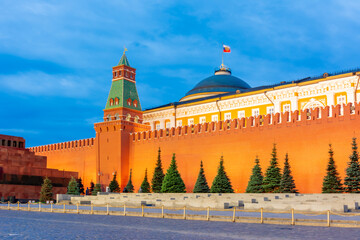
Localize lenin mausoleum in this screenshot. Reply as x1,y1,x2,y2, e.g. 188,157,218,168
0,134,77,200
29,52,360,193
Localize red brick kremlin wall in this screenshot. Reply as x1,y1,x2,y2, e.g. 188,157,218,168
31,103,360,193
30,138,96,188
130,103,360,193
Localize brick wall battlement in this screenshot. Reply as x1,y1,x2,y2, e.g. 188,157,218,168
29,137,95,154
131,103,358,143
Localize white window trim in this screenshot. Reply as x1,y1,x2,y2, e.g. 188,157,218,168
283,104,291,112
199,116,206,124
176,120,182,127
211,115,218,122
266,106,274,115
224,112,231,120
238,110,245,119
188,118,194,126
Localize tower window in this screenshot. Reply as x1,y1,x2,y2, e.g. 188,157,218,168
114,72,117,77
119,71,122,76
127,98,132,106
133,100,138,108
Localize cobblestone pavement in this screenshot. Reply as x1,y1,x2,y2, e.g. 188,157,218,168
0,210,360,240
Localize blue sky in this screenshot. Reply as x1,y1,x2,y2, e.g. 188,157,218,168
1,1,360,147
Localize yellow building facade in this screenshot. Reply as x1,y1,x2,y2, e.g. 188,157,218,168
143,65,360,129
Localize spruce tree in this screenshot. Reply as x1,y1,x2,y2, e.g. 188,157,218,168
125,169,134,193
161,154,186,193
92,183,101,196
263,144,282,193
89,181,94,195
151,148,165,193
322,144,343,193
77,178,85,195
109,172,121,193
67,176,80,195
39,177,53,203
279,153,298,193
193,161,210,193
246,156,264,193
344,138,360,193
210,156,234,193
140,169,151,193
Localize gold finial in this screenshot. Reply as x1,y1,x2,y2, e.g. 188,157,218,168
123,46,128,54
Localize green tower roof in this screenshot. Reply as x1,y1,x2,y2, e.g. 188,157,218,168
118,53,130,66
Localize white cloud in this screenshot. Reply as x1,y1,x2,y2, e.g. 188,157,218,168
0,71,96,98
0,128,39,134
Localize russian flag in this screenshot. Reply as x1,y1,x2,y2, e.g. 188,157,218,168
223,44,231,53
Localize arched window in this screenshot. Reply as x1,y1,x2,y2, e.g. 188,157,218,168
115,113,120,120
134,115,139,123
133,100,138,108
303,98,325,110
107,114,111,121
127,98,132,106
115,97,119,105
109,98,114,106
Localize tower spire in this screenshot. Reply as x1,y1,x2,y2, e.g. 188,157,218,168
118,47,130,66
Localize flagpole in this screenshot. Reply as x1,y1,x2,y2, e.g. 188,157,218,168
221,42,224,67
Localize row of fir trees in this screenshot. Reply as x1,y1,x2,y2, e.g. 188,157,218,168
106,148,235,194
322,138,360,193
245,144,298,193
39,137,360,201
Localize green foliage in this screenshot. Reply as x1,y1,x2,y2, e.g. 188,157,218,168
193,161,210,193
140,169,151,193
89,181,94,195
39,177,53,203
263,144,282,193
279,153,298,193
109,172,121,193
67,176,80,195
125,169,134,193
322,144,343,193
246,157,264,193
210,156,234,193
161,154,186,193
151,148,165,193
77,178,85,195
92,183,101,195
344,138,360,193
